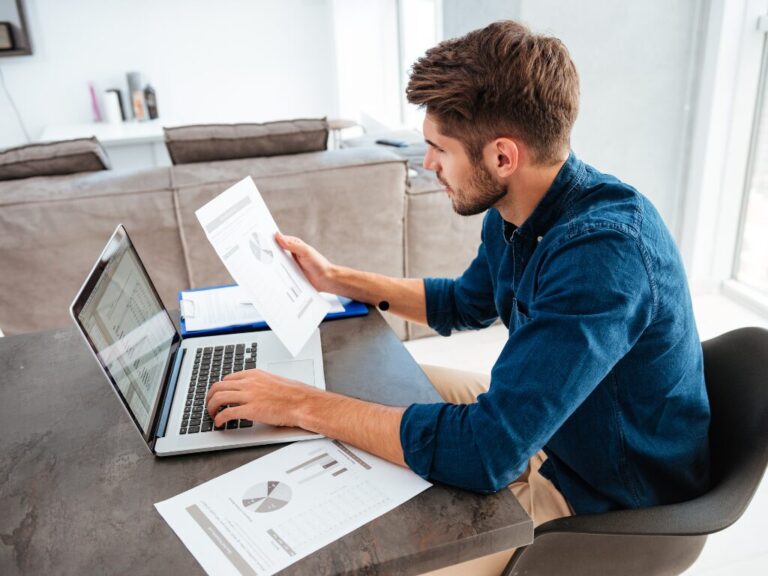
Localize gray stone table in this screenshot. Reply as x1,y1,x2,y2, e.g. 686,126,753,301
0,309,531,575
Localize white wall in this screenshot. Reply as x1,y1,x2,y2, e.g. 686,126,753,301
442,0,521,40
440,0,706,238
520,0,706,237
0,0,339,148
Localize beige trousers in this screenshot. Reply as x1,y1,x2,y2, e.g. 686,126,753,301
418,365,573,576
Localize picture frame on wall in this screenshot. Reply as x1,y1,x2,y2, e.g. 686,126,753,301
0,22,14,50
0,0,32,57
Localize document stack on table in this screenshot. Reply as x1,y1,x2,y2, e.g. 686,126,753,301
156,439,431,576
179,284,367,338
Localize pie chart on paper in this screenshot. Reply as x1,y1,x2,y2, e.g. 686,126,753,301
242,481,292,513
248,232,274,265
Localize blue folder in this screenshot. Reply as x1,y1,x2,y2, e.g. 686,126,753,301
178,284,369,338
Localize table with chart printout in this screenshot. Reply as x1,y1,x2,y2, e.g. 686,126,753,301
0,310,532,575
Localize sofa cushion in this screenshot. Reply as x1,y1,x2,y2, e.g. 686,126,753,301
164,119,329,165
405,189,485,339
0,137,111,181
0,184,186,335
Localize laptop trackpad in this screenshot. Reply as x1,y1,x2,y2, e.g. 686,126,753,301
267,359,315,387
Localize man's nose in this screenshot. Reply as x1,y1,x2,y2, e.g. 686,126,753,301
423,148,439,172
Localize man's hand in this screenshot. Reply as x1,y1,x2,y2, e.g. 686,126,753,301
275,232,428,325
275,232,338,293
206,369,316,429
205,369,407,468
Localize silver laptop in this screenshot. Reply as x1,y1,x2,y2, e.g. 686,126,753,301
70,224,324,456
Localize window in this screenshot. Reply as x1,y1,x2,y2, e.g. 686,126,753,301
331,0,440,130
684,0,768,315
398,0,442,129
734,42,768,295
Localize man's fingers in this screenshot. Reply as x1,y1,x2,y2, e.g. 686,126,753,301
222,368,265,381
274,231,289,247
275,232,306,255
213,404,248,428
207,379,244,402
209,370,269,404
274,231,292,248
206,390,247,416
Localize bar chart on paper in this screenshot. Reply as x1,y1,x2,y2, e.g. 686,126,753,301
286,443,361,482
266,442,392,555
156,439,431,576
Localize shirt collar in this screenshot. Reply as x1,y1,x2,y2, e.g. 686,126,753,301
503,151,586,242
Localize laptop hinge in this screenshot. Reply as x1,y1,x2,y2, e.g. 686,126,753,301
154,347,186,440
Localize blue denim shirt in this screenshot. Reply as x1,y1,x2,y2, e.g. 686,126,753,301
400,152,711,515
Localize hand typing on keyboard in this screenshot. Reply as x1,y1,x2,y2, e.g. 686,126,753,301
206,369,318,429
180,343,259,435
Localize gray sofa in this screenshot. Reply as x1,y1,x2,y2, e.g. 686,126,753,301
0,145,483,339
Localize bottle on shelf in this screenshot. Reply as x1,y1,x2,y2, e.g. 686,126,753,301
126,71,147,121
144,85,159,120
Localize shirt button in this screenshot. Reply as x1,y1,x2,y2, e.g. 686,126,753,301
537,236,543,243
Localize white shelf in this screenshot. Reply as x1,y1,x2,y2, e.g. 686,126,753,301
39,120,166,147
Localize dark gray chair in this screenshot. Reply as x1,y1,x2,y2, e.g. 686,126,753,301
503,327,768,576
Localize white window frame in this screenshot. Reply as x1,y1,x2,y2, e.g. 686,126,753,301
681,0,768,318
396,0,443,128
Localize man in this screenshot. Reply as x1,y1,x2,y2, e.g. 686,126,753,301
207,20,710,574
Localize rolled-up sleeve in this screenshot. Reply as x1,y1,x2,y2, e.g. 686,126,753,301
401,228,656,492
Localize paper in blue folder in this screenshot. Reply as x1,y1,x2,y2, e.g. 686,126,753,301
179,284,368,337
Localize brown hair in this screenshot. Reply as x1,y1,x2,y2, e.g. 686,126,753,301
406,20,579,165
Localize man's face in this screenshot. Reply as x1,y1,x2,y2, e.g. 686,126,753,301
422,115,507,216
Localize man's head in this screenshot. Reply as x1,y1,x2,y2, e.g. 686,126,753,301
407,21,579,216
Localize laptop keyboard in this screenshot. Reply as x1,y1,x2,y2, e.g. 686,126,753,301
179,342,258,435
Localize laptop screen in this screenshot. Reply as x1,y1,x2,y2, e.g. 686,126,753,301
71,225,178,438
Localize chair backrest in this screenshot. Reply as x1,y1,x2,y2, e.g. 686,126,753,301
702,327,768,529
502,328,768,576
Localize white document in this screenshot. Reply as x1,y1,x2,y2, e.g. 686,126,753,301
181,285,345,334
155,439,431,576
195,177,331,356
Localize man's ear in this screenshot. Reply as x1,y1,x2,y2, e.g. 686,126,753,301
487,138,518,178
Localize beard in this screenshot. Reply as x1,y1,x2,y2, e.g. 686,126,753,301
438,162,508,216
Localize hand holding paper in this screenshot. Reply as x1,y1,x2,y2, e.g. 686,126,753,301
195,177,330,356
274,232,339,294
